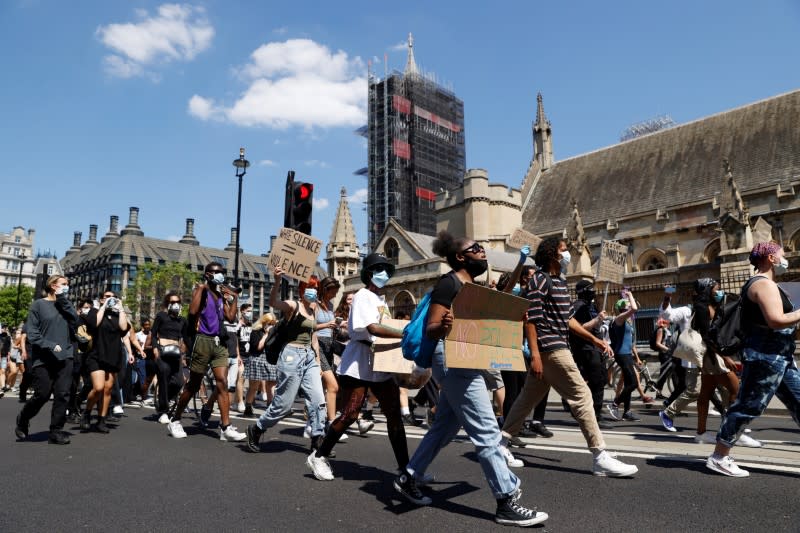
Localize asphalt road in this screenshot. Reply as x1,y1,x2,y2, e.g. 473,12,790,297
1,394,798,532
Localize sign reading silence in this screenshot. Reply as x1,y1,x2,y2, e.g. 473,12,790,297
507,227,542,252
444,283,529,371
269,227,323,282
596,240,628,284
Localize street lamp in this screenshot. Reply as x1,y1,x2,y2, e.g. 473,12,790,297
232,147,250,285
14,253,27,326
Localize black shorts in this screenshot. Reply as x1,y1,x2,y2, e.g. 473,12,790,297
84,354,119,374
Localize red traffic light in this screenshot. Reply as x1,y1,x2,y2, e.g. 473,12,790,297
296,183,313,200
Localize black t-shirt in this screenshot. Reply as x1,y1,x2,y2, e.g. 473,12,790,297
570,298,601,354
151,311,189,346
248,329,265,356
429,272,463,309
223,321,239,357
93,310,130,370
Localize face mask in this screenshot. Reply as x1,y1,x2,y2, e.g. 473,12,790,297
371,270,390,289
512,283,521,296
168,303,181,314
773,257,789,276
81,308,91,315
559,251,571,272
56,285,69,296
713,290,725,303
581,290,596,302
244,312,252,321
211,272,225,285
463,258,488,278
303,288,318,302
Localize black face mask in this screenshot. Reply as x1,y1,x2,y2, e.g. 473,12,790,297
463,257,488,278
580,290,596,302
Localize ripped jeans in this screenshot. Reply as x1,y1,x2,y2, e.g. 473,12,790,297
256,344,326,437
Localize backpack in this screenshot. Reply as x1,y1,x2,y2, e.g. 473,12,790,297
707,277,761,356
264,302,297,365
401,291,437,368
649,327,663,352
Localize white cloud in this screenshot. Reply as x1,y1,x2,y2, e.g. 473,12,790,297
313,198,329,210
187,95,223,120
348,188,368,204
389,41,407,52
304,160,329,168
189,38,366,129
258,159,277,167
97,4,214,79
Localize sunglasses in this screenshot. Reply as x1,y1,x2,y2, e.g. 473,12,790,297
102,295,114,298
169,301,181,304
462,243,484,254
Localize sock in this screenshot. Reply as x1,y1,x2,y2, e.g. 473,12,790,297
400,406,410,416
591,448,604,458
221,424,229,431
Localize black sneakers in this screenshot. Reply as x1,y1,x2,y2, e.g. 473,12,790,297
394,471,432,506
95,417,110,434
401,413,422,427
48,431,71,445
243,404,254,418
79,412,91,431
15,414,28,440
495,493,548,527
246,424,263,453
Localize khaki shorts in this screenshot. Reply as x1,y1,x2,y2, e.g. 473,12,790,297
189,334,229,374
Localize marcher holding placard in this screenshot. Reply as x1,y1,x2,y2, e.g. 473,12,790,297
500,237,638,478
399,231,548,527
307,254,415,486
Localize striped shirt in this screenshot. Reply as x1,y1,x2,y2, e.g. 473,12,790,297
525,270,572,352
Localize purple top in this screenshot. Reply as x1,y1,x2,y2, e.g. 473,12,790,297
198,289,224,336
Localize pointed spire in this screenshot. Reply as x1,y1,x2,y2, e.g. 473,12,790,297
532,92,554,170
328,187,358,247
534,92,550,132
404,32,419,77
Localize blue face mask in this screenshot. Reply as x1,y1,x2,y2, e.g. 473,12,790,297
211,272,225,285
511,283,521,296
303,288,318,303
713,290,725,303
371,270,390,288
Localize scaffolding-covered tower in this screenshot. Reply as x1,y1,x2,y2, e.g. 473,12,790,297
362,33,466,250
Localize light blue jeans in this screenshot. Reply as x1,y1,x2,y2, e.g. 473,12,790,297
407,343,520,499
256,344,326,437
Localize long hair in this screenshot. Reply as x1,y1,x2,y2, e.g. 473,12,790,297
253,312,276,331
534,237,564,270
334,292,353,319
298,275,320,295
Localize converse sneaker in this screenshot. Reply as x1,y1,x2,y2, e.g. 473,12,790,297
167,420,187,439
706,454,749,477
737,433,763,448
592,451,638,477
306,451,335,481
393,471,432,506
530,421,554,438
112,405,124,416
246,424,264,452
659,410,676,432
622,411,641,422
158,413,171,424
495,493,548,527
694,431,717,444
357,418,374,435
500,444,524,468
199,405,212,428
606,403,621,421
220,425,247,442
507,435,528,448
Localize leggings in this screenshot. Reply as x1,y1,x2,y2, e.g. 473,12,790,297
613,354,637,413
317,375,408,470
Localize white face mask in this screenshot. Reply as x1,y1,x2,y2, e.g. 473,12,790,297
559,250,571,271
773,257,789,276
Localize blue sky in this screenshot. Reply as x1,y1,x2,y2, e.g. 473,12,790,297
1,1,799,261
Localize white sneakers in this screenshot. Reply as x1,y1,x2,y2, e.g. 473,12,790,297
592,451,638,477
706,454,749,477
220,425,247,442
737,433,763,448
158,413,170,424
167,420,187,439
694,431,718,444
307,452,334,480
112,405,124,416
233,402,245,413
500,444,523,468
357,418,374,435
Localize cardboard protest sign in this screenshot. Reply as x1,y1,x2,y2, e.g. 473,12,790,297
371,318,414,374
444,283,528,371
268,227,323,282
508,228,542,252
596,240,628,284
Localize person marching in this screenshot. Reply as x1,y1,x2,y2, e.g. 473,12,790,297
306,254,411,483
147,291,189,424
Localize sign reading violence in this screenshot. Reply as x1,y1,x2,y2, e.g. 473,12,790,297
596,240,628,284
268,227,323,282
507,227,542,252
444,283,529,371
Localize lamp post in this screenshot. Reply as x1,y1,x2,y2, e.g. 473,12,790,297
14,253,27,326
232,147,250,285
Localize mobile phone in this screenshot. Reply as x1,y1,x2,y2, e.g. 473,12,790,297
335,317,343,326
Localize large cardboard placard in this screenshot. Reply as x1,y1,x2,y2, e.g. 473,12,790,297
596,240,628,284
372,318,414,374
268,227,323,282
508,228,542,252
444,283,528,371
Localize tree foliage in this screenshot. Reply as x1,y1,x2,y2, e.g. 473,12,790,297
0,285,35,329
124,262,199,324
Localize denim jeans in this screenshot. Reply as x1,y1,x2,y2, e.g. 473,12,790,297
717,348,800,446
407,342,519,499
256,344,326,437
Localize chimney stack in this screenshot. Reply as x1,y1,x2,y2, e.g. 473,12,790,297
66,231,82,256
269,235,277,253
179,218,200,246
121,206,144,236
102,215,120,243
225,227,240,252
84,224,99,247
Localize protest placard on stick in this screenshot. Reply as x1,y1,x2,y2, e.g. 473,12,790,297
268,227,323,282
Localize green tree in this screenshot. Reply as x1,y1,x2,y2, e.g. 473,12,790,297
124,262,200,324
0,285,35,328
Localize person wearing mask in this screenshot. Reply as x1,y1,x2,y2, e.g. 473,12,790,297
500,237,638,478
652,318,674,398
707,242,800,477
398,232,548,527
199,312,243,420
15,275,79,445
236,303,253,413
146,292,189,424
243,313,278,417
17,324,33,403
307,254,412,483
80,290,129,433
314,277,345,437
607,290,642,422
569,280,613,430
245,271,326,456
67,299,94,423
166,262,245,442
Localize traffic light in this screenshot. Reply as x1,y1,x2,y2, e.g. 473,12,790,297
290,181,313,234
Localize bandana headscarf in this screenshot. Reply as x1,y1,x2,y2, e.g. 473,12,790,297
749,241,781,267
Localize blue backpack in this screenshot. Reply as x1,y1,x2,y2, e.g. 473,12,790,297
401,291,437,368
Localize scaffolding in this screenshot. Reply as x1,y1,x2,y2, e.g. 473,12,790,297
620,114,677,142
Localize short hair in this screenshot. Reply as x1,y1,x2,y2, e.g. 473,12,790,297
298,275,320,294
749,241,781,268
205,262,224,273
534,237,564,270
240,303,252,312
79,298,93,308
45,275,66,294
162,291,180,308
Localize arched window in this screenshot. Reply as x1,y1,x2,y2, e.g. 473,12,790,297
393,290,416,319
637,249,667,271
384,238,400,265
703,239,721,264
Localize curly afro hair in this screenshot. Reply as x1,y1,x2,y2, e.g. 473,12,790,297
534,237,565,270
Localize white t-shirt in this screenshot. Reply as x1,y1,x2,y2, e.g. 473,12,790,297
136,330,148,347
659,303,696,369
337,287,392,383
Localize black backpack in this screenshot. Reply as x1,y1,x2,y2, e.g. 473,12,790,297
706,277,761,356
649,327,663,352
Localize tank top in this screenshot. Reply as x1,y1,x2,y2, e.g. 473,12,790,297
315,302,335,339
285,303,315,345
198,289,224,336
